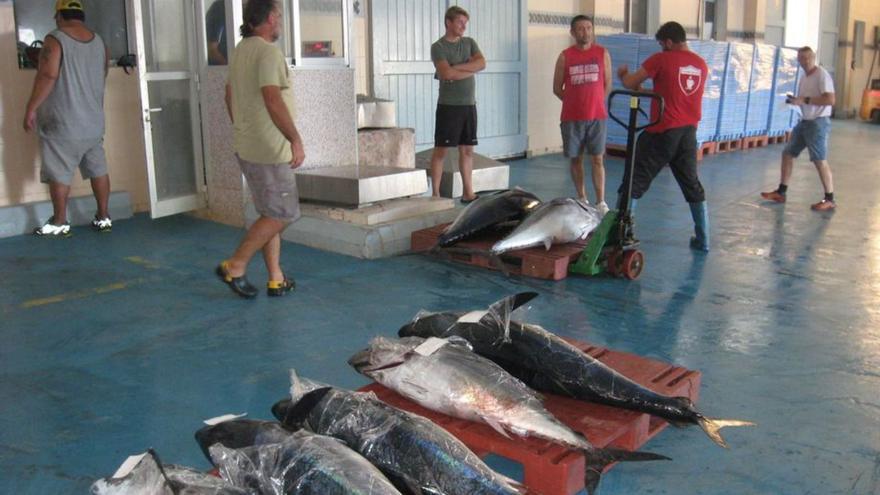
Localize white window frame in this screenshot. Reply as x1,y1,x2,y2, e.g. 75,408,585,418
291,0,351,68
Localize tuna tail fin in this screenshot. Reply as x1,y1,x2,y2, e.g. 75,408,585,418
697,415,757,448
582,447,671,495
271,387,333,429
145,449,181,495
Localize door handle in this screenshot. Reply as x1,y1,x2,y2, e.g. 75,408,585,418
148,107,163,113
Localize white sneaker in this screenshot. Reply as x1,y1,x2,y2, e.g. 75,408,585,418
34,217,71,237
596,201,610,216
91,216,112,232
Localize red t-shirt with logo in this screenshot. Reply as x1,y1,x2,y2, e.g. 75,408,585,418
560,44,608,121
641,49,708,133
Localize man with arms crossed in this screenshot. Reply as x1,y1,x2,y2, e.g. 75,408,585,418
217,0,305,299
761,46,836,211
553,14,611,215
429,6,485,203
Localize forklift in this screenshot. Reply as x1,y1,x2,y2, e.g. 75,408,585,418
570,89,664,280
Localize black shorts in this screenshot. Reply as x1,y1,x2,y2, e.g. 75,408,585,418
619,125,705,204
434,104,478,147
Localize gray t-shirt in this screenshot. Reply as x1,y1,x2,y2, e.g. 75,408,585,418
38,29,106,140
431,36,481,106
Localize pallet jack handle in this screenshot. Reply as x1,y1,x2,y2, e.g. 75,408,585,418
607,89,664,216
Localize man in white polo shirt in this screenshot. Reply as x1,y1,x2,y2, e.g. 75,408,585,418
761,46,836,211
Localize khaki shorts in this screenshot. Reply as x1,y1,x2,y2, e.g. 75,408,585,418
40,137,108,185
237,155,301,223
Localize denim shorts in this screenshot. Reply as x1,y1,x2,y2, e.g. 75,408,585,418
561,119,607,157
785,117,830,161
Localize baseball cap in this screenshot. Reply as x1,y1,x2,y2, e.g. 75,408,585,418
55,0,85,12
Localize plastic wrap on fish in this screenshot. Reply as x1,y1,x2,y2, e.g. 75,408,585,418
272,371,524,495
209,429,402,494
744,43,776,136
349,335,669,495
768,47,799,136
91,450,246,495
490,198,601,254
717,42,754,140
691,40,729,143
195,418,297,464
398,292,755,450
438,188,542,247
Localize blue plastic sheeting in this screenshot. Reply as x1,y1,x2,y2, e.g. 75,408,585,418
744,43,776,136
717,42,754,141
768,47,800,136
691,40,729,144
598,34,655,147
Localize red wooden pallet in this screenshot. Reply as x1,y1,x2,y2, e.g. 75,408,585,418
742,135,770,149
411,223,588,281
767,132,791,145
696,141,716,161
358,338,701,495
715,137,744,153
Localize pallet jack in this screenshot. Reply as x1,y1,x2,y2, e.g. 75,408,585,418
570,89,664,280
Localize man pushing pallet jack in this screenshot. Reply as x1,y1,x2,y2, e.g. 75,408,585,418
572,21,712,280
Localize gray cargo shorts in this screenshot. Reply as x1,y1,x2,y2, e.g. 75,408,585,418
39,137,108,185
561,119,607,158
237,155,301,223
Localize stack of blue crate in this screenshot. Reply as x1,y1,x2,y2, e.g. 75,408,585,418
716,42,754,142
744,43,776,137
767,47,799,136
597,34,647,147
634,36,661,128
690,40,729,145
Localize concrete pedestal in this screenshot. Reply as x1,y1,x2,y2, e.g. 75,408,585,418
358,128,415,169
295,165,428,206
415,149,509,198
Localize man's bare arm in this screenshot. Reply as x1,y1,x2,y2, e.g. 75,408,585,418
261,85,305,167
618,65,650,91
552,53,565,101
433,59,475,81
23,36,62,132
455,52,486,73
225,83,234,123
604,50,613,96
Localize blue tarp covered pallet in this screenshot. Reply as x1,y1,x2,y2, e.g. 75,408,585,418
597,34,651,147
716,42,754,141
744,43,776,137
691,40,729,145
767,47,799,137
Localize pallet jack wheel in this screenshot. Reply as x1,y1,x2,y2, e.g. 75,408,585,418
621,249,644,280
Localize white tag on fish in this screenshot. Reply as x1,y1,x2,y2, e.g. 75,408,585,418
414,337,448,356
458,310,488,324
203,413,247,426
112,453,146,479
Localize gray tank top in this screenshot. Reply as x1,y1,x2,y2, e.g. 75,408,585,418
38,29,106,140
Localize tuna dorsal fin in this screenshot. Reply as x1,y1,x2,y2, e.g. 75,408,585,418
485,292,539,319
542,238,552,250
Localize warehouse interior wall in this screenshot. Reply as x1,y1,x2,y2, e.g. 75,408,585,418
0,2,149,211
836,0,880,118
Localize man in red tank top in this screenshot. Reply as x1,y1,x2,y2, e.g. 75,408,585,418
553,15,611,215
617,21,711,252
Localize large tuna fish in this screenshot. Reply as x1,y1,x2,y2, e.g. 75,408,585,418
271,371,525,495
490,198,601,254
437,188,541,247
398,292,756,448
91,449,246,495
349,336,669,495
209,429,403,495
195,418,296,464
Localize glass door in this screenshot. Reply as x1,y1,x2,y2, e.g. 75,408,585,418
132,0,206,218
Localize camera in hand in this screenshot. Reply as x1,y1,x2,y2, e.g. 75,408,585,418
785,93,795,104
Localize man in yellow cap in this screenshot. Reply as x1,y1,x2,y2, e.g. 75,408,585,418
23,0,113,236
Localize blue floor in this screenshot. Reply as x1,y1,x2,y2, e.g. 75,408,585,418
2,120,879,494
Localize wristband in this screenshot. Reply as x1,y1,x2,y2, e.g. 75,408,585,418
805,97,811,104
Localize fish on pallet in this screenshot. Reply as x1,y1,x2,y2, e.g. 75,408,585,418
398,292,756,448
438,188,541,247
272,370,525,495
91,449,246,495
210,429,403,495
349,336,669,495
490,198,601,254
195,418,296,464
